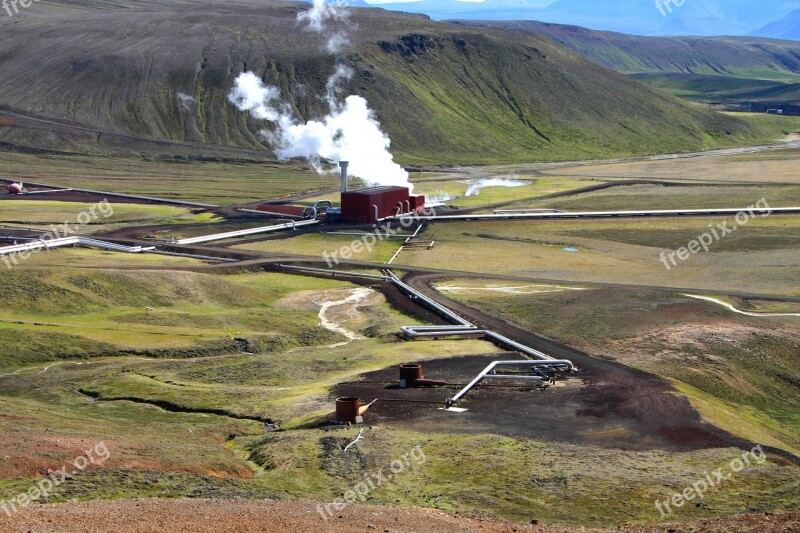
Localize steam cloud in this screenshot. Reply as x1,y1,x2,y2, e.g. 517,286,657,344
176,92,195,112
229,71,410,189
298,0,350,54
227,0,410,189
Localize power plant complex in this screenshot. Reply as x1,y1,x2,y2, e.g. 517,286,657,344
253,161,426,224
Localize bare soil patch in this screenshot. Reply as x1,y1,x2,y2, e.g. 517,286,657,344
0,498,796,532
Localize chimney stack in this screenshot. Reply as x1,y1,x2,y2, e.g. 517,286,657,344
339,161,349,193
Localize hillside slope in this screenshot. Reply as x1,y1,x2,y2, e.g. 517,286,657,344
452,20,800,81
0,0,764,164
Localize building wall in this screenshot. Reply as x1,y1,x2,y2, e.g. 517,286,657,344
342,187,414,223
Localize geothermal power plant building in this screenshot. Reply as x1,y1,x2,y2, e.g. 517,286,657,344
338,161,425,223
341,186,425,223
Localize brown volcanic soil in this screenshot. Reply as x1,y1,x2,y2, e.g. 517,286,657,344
333,353,727,450
0,499,797,532
334,273,768,454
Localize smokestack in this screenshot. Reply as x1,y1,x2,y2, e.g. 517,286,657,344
339,161,349,192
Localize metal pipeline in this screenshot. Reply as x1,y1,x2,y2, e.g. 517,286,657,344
386,271,473,326
0,236,156,256
175,219,319,244
279,264,392,281
388,271,574,365
386,206,799,223
280,265,577,408
446,359,574,406
276,218,297,229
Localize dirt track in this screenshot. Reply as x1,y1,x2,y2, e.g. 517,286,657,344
0,499,796,532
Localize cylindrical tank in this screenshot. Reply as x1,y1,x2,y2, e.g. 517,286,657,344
399,363,423,387
7,183,22,195
398,362,447,388
335,397,360,424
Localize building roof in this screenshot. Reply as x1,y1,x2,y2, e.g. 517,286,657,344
343,186,410,195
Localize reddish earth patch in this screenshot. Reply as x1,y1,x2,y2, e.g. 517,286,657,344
0,499,796,532
253,204,307,217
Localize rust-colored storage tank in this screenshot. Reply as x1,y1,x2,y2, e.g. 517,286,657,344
341,186,412,223
399,363,423,386
398,362,447,388
336,397,361,424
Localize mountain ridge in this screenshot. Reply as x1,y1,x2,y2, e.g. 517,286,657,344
752,9,800,40
451,19,800,80
0,0,766,164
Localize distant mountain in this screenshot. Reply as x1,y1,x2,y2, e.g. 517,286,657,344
453,20,800,79
751,9,800,39
453,20,800,112
543,0,798,34
367,0,800,36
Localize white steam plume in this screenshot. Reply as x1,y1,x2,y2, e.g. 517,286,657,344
228,71,411,189
176,92,195,112
298,0,353,56
297,0,348,32
326,32,350,54
227,0,410,189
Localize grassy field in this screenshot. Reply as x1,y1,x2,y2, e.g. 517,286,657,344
397,216,800,296
0,248,797,526
1,353,797,526
0,268,364,365
547,145,800,185
411,176,592,208
232,231,405,264
0,382,796,527
0,247,209,269
513,184,800,212
727,113,800,136
0,124,798,527
434,282,800,456
242,427,798,526
0,200,217,233
0,152,331,205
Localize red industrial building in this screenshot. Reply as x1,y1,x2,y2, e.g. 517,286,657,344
341,186,425,223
